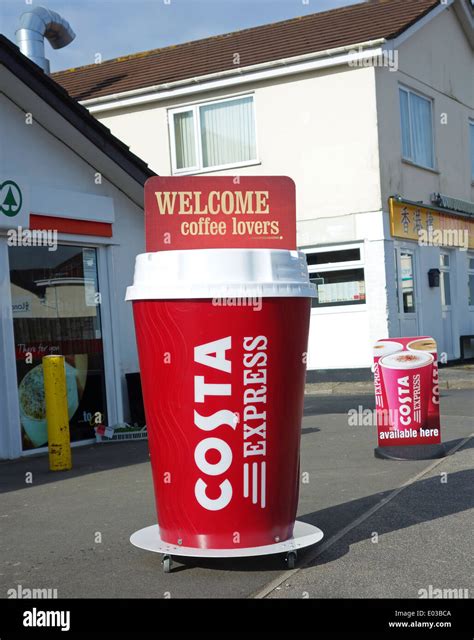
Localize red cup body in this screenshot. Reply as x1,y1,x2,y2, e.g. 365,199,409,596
380,359,433,432
132,297,311,549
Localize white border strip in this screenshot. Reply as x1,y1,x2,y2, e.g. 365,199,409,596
252,462,258,505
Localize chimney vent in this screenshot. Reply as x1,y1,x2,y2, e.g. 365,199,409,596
16,6,75,74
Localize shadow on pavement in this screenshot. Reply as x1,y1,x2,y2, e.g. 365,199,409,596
301,426,321,435
303,388,465,418
304,395,376,417
0,440,150,494
299,444,474,569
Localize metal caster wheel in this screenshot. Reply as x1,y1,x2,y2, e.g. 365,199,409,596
162,555,172,573
286,551,297,569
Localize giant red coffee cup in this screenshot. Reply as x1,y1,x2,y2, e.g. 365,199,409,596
379,351,434,433
126,249,315,549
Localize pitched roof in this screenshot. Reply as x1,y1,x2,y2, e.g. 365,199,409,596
52,0,440,102
0,34,154,187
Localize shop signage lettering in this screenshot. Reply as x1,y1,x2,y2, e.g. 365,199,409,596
193,334,268,511
194,336,235,511
389,198,474,249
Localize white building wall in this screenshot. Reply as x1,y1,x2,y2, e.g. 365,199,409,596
1,93,144,373
0,92,144,457
376,7,474,207
98,66,383,220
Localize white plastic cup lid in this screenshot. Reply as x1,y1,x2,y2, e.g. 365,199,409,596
126,248,316,301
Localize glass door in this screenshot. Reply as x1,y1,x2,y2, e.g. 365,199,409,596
440,250,454,359
9,244,107,451
396,247,419,336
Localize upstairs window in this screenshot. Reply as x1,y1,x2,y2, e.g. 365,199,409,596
399,87,435,169
169,95,257,174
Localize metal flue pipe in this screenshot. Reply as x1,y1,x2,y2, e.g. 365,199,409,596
15,6,75,74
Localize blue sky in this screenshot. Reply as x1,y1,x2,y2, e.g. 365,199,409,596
1,0,363,72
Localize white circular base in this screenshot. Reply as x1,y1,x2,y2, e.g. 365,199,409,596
130,520,323,559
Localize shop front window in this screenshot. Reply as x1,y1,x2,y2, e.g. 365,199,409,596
305,245,366,308
9,245,107,451
400,252,416,313
468,255,474,307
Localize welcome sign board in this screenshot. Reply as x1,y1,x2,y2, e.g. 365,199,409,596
144,176,296,251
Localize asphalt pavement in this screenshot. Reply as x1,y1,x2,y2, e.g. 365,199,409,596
0,387,472,599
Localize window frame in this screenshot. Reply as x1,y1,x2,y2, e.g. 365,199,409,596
398,247,417,315
467,252,474,309
469,119,474,182
399,85,436,171
168,104,201,174
301,243,366,310
168,93,259,175
7,242,118,454
439,249,452,310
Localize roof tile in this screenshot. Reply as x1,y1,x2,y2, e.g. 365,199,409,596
52,0,440,101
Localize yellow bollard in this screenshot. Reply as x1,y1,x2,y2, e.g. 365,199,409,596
42,355,72,471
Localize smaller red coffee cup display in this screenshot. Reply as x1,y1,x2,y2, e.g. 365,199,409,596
380,351,433,430
373,337,442,447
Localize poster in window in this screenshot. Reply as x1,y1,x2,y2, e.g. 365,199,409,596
9,245,108,450
15,347,107,450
